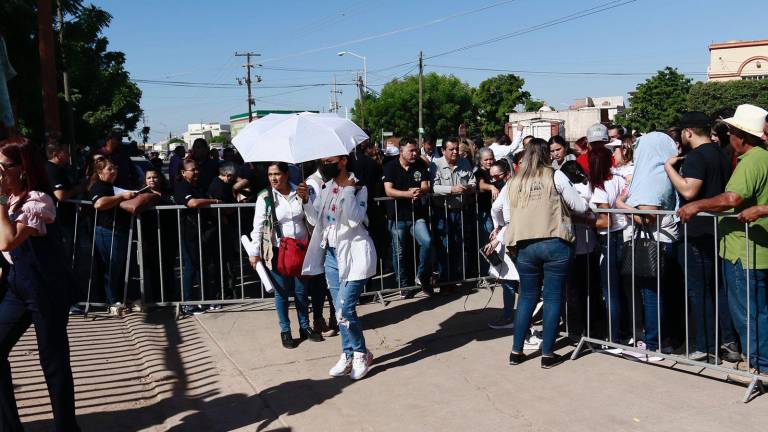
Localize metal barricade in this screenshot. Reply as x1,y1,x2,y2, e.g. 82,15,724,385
63,190,494,316
569,207,767,403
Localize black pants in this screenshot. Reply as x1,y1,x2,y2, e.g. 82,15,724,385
0,270,79,432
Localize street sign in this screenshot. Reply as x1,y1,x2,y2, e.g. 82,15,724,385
382,131,394,137
418,127,425,134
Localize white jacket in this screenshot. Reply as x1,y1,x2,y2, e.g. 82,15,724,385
301,179,377,281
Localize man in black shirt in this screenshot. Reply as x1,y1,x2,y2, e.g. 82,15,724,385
174,159,222,316
207,162,238,298
94,128,140,189
664,111,738,361
383,138,433,297
191,138,220,192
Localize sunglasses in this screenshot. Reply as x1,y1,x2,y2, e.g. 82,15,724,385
0,162,19,170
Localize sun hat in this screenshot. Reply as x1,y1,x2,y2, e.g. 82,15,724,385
722,104,768,138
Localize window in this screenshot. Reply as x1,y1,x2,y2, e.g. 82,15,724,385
742,75,768,81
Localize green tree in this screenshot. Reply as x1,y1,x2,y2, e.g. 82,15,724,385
210,134,230,145
0,1,142,146
62,5,142,146
686,79,768,118
614,67,692,132
472,74,533,137
355,73,474,139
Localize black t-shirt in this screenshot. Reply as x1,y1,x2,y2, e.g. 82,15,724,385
89,180,131,230
46,161,77,224
679,142,732,237
207,177,235,203
382,158,429,221
474,168,492,212
196,158,220,192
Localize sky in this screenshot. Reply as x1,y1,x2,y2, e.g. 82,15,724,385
91,0,766,142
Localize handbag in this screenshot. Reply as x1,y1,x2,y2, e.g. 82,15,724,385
621,225,665,278
267,193,308,277
119,192,160,215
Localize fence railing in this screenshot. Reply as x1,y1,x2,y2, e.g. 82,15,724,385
61,191,492,313
59,197,767,402
571,208,767,403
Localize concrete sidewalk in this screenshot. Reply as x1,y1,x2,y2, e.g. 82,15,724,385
13,288,768,431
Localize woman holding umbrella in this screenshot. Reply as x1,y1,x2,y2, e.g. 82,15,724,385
298,155,377,380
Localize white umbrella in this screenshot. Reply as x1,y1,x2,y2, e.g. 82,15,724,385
232,112,369,164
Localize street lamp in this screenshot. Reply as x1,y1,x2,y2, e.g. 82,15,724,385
337,51,367,90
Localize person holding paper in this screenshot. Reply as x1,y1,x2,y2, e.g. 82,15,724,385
248,162,323,349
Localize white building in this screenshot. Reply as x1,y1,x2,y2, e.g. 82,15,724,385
507,96,625,143
183,123,232,147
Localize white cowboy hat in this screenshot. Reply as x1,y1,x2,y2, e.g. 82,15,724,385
722,104,768,138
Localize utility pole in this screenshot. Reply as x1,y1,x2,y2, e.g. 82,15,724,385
57,1,76,155
235,51,261,122
38,0,60,140
330,74,342,113
356,72,366,129
418,50,424,145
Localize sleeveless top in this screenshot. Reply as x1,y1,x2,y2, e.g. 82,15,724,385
503,167,575,247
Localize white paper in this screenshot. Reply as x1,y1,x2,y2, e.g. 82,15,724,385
112,186,137,195
240,235,274,293
255,262,274,293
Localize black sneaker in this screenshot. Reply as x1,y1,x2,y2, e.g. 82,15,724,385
541,353,566,369
281,331,295,349
400,289,417,299
720,342,741,363
509,351,526,365
299,327,324,342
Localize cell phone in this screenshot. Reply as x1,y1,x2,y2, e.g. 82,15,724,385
479,246,503,267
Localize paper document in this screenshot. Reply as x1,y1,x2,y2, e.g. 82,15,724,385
240,235,274,293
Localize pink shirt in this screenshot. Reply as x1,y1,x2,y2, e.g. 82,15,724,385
3,191,56,264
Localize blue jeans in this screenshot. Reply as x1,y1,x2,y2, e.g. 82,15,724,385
599,233,623,342
324,248,368,355
723,259,768,372
500,280,519,320
389,218,432,286
512,238,574,356
678,236,737,353
432,210,464,282
94,226,128,305
269,259,311,333
637,242,675,351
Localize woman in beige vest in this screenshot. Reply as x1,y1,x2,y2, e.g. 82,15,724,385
505,138,588,368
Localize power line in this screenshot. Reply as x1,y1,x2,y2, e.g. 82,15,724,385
260,0,522,63
425,0,639,60
427,64,708,77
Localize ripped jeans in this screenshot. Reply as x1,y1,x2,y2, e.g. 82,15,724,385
324,247,368,356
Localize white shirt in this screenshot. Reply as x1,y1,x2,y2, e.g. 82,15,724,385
589,175,628,235
573,182,598,255
250,185,308,257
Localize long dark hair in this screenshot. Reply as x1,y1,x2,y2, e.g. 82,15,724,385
0,137,51,194
588,146,614,191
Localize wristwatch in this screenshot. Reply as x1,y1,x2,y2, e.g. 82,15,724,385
0,195,8,206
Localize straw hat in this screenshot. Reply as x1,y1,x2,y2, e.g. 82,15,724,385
722,104,768,138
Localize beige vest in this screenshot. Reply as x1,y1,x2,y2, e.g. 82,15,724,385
503,168,575,247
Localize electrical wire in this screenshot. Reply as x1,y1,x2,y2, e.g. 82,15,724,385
427,64,708,77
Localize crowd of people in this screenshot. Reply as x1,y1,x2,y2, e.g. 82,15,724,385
0,104,766,430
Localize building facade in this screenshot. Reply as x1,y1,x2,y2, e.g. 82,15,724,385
507,96,625,143
708,39,768,82
183,122,231,147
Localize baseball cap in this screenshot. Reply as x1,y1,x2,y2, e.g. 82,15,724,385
586,123,609,143
677,112,712,129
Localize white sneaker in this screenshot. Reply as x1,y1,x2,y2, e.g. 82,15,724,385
688,351,708,361
523,331,543,351
350,350,374,380
329,353,353,377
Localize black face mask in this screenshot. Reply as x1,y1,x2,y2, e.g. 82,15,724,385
492,180,506,190
319,163,340,180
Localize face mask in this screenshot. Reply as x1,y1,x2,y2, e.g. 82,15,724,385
319,163,340,179
492,180,506,190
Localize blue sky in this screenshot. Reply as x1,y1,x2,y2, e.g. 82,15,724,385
92,0,765,142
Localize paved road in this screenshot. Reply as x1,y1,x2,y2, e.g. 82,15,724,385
13,289,768,431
